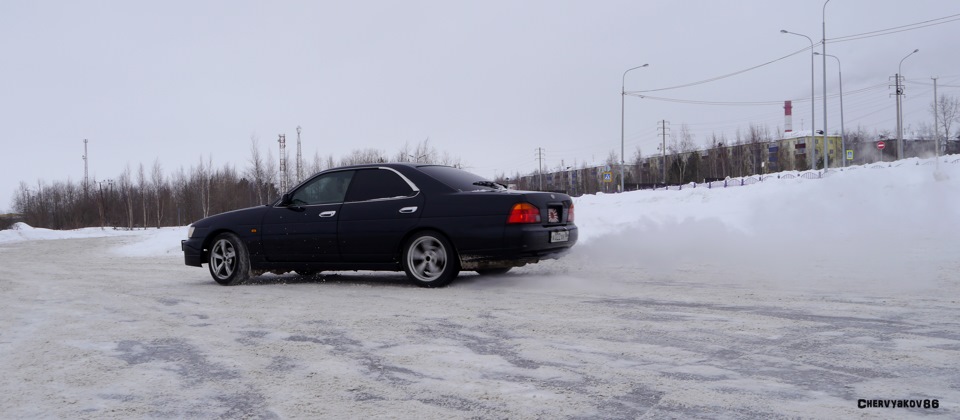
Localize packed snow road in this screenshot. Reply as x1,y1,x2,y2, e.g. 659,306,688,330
3,160,959,418
1,232,957,418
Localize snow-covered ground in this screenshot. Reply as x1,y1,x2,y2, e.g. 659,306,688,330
1,158,958,418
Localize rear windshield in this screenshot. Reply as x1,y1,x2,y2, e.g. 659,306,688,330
418,166,501,192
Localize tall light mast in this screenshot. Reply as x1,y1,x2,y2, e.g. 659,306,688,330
278,134,287,192
296,126,303,182
83,139,89,197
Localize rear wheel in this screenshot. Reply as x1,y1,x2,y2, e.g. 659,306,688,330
402,231,459,288
208,233,251,286
476,267,511,276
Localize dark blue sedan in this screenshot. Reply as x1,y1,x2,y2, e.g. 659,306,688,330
182,163,577,287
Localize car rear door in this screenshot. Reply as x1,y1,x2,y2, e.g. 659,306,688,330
338,167,423,263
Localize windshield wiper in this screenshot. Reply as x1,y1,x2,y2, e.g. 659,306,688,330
472,180,507,190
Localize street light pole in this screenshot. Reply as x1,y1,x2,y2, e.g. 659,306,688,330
897,49,919,161
931,77,940,162
621,63,649,193
933,76,940,169
781,29,816,171
822,0,831,170
816,52,845,166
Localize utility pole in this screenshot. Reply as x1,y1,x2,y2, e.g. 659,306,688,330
933,77,940,165
278,134,287,192
894,73,904,160
896,49,920,160
536,147,544,191
82,139,89,198
658,120,670,184
296,126,303,183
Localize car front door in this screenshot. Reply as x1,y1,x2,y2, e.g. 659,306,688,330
261,170,354,262
338,168,423,263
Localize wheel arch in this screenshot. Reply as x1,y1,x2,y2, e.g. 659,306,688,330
200,228,243,262
396,227,461,265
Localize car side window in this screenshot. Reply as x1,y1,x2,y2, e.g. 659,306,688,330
289,170,355,205
344,169,415,202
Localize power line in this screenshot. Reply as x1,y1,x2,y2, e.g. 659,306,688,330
830,13,960,43
634,45,814,93
636,12,960,94
630,83,887,107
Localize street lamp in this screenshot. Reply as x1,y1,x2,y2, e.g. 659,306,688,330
897,49,920,160
822,0,831,170
781,29,817,170
815,52,845,166
621,63,649,193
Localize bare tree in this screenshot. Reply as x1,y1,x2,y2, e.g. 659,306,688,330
394,141,413,162
668,124,697,183
309,150,334,175
439,150,461,167
118,164,134,229
137,163,148,229
340,148,387,166
151,159,165,228
264,147,278,199
247,136,267,204
170,166,188,226
630,145,644,186
197,154,213,218
932,94,960,146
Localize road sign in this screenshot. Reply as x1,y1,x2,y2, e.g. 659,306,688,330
846,150,854,160
877,141,885,150
602,172,613,183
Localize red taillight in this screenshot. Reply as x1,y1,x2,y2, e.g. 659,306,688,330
568,203,575,223
507,202,541,224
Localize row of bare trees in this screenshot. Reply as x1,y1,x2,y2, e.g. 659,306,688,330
10,138,458,230
502,123,786,193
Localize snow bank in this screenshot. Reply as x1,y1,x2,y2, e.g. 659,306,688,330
569,158,960,293
0,222,147,244
0,222,187,258
110,227,188,257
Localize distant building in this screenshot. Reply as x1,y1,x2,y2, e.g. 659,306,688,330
781,130,843,169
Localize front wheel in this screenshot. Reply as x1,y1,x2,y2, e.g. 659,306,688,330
208,233,251,286
402,231,459,288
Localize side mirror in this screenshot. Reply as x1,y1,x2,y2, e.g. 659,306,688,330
279,193,293,206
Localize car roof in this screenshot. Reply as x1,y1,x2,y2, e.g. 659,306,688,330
324,162,453,171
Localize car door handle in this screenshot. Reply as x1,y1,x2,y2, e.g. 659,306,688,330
399,206,418,214
319,211,337,218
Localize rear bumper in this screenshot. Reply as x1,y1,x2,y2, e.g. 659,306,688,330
181,239,204,267
459,225,578,270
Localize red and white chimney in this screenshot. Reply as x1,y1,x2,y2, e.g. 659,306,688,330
784,100,793,133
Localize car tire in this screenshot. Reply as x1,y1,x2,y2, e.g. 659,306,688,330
402,231,459,288
208,233,251,286
476,267,511,276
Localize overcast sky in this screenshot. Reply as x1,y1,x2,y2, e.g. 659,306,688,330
2,0,959,212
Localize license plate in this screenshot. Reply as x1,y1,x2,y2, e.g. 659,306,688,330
550,230,569,243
